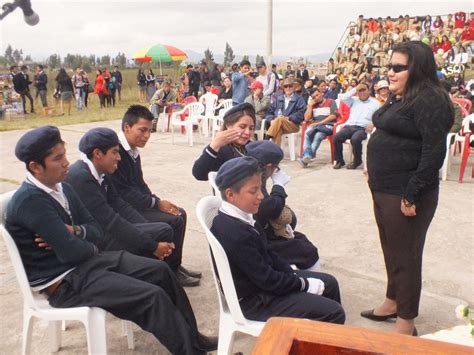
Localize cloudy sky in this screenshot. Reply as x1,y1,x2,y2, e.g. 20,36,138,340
1,0,472,61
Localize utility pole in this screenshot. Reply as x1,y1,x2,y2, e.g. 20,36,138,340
266,0,273,68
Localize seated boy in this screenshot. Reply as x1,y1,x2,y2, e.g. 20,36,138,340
5,126,217,354
211,156,345,323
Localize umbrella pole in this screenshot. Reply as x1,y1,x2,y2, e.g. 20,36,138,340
159,59,163,76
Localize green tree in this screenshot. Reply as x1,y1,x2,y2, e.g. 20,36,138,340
114,52,127,67
242,55,249,62
203,48,214,67
100,55,111,66
4,45,13,64
47,54,61,69
223,42,235,68
255,54,264,66
12,49,23,63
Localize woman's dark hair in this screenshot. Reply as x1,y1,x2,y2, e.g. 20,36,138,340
122,104,154,130
96,69,102,75
55,68,70,82
391,41,453,123
223,107,256,130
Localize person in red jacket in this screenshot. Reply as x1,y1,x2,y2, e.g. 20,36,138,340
440,35,452,53
454,11,466,29
460,23,474,49
94,69,108,109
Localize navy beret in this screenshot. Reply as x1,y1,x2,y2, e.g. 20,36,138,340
246,141,283,165
223,102,255,122
79,127,119,155
15,125,63,163
216,156,260,190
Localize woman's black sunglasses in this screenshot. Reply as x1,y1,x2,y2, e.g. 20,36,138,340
387,64,409,73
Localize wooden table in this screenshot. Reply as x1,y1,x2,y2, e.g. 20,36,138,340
252,317,472,355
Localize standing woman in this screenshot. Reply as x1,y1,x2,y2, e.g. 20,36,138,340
146,69,156,102
94,69,108,109
137,68,146,102
192,103,256,181
363,41,453,335
55,68,74,116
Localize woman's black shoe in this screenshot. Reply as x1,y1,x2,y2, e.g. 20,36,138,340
197,333,218,352
360,309,397,321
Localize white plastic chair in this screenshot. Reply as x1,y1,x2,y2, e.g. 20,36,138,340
208,171,220,197
0,190,134,354
195,196,265,355
211,100,233,139
441,114,474,181
170,102,205,146
199,93,219,137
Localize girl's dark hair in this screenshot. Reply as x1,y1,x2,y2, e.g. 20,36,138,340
391,41,453,122
223,108,256,129
56,68,70,82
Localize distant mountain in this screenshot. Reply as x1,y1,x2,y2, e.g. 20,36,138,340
183,49,332,65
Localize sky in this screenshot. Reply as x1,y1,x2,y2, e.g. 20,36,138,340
1,0,472,62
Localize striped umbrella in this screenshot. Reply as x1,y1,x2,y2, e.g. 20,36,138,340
132,44,187,74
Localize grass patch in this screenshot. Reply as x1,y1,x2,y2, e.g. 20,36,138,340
0,177,20,185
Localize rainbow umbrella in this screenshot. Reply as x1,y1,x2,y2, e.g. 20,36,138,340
132,44,187,74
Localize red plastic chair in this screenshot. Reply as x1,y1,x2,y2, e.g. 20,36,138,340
452,98,472,115
458,115,474,183
176,96,197,133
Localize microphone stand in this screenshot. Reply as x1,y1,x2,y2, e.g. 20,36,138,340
0,1,19,21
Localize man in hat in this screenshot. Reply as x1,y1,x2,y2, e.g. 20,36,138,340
300,89,338,167
264,78,307,145
256,61,276,99
333,82,380,170
150,80,177,132
211,156,345,323
245,80,270,131
64,127,180,266
5,126,217,354
232,59,252,105
111,105,201,287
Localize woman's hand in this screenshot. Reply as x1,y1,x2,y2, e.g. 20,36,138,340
210,128,241,151
401,200,416,217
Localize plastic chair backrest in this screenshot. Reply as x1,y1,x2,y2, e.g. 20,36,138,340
462,114,474,133
195,196,248,325
182,96,197,104
452,98,472,115
0,190,40,312
186,102,205,118
200,93,218,116
219,99,233,113
208,171,221,198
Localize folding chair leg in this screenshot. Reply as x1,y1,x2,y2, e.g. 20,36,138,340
458,136,471,183
122,320,135,350
48,320,62,352
22,312,34,355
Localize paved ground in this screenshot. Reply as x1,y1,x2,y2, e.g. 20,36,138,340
0,120,472,354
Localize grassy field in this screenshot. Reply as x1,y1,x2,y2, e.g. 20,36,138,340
0,67,183,132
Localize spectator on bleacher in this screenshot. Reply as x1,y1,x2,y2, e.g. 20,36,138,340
232,59,252,105
349,78,359,90
256,61,276,99
375,80,390,105
367,18,378,32
445,13,454,28
145,69,156,102
454,45,469,65
384,16,393,31
440,35,452,53
300,89,338,167
324,79,340,100
422,15,432,32
317,80,327,95
356,14,365,35
218,77,233,103
283,65,294,79
334,47,344,67
396,15,408,34
333,82,380,170
360,26,374,48
364,41,453,337
460,23,474,50
448,71,466,94
454,11,466,30
408,26,422,41
432,16,444,35
265,78,306,145
327,58,336,76
293,78,305,98
443,48,456,65
245,81,270,131
296,64,309,82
